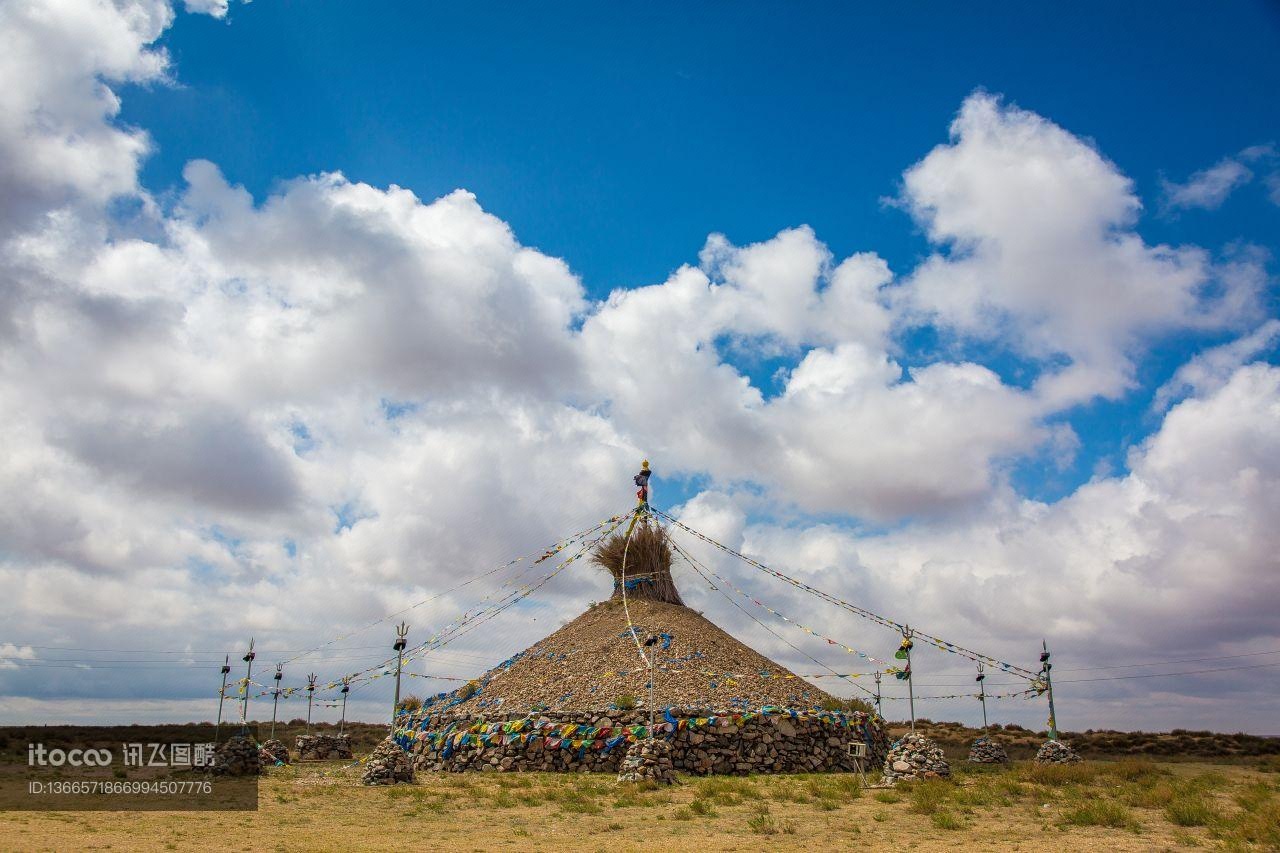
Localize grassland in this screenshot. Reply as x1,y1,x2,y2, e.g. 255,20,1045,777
2,754,1277,852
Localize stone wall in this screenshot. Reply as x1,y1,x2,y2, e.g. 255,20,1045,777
295,733,353,761
398,708,887,776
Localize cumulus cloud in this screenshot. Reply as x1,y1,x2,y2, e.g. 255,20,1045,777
1,2,1277,731
0,0,172,233
898,94,1264,406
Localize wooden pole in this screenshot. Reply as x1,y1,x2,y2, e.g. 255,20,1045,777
340,678,350,736
903,626,916,732
306,672,318,734
1041,640,1059,740
270,663,283,740
392,622,409,730
240,638,255,734
976,662,988,731
215,655,230,742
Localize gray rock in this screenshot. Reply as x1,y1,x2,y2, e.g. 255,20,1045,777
1034,739,1082,765
259,738,290,765
967,736,1009,764
881,732,950,784
209,735,261,777
295,733,353,761
361,738,415,785
617,738,676,784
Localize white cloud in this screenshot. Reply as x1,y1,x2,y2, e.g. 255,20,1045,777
0,0,173,233
898,94,1264,406
580,227,1048,519
0,643,37,670
1162,158,1254,211
183,0,232,18
1161,144,1276,211
1152,319,1280,411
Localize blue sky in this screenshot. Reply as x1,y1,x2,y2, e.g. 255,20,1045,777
126,2,1280,292
121,1,1280,509
2,1,1279,731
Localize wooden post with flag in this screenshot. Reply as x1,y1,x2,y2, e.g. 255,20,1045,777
215,655,231,742
392,622,409,730
239,638,255,734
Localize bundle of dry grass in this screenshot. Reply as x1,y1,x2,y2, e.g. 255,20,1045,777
592,517,684,605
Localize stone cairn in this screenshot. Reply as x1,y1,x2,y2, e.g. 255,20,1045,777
1034,739,1082,764
361,738,415,785
209,735,262,776
881,732,951,784
967,736,1010,764
407,709,887,775
295,733,353,761
259,739,290,765
616,738,676,784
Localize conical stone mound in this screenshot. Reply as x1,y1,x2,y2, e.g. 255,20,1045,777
442,597,842,713
421,518,864,715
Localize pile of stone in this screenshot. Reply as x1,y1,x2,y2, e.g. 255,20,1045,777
967,736,1010,764
295,733,353,761
405,707,888,776
881,732,951,783
361,738,415,785
1035,739,1082,764
259,739,290,765
208,735,261,776
616,738,676,784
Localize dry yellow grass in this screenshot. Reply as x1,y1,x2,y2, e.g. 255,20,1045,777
1,760,1275,852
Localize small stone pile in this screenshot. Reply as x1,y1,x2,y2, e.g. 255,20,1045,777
881,732,951,783
259,739,290,765
361,738,415,785
296,733,353,760
1035,739,1082,764
616,738,676,784
208,735,261,776
967,736,1010,764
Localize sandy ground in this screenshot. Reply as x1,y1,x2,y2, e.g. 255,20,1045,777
1,760,1275,852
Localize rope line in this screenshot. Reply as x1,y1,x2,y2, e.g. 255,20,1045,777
280,512,625,667
654,507,1037,679
667,530,876,699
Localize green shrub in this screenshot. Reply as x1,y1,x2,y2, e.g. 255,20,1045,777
615,694,637,711
688,798,716,816
931,810,964,830
909,779,952,815
746,812,778,835
1164,795,1217,827
1060,800,1137,829
1022,762,1099,786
